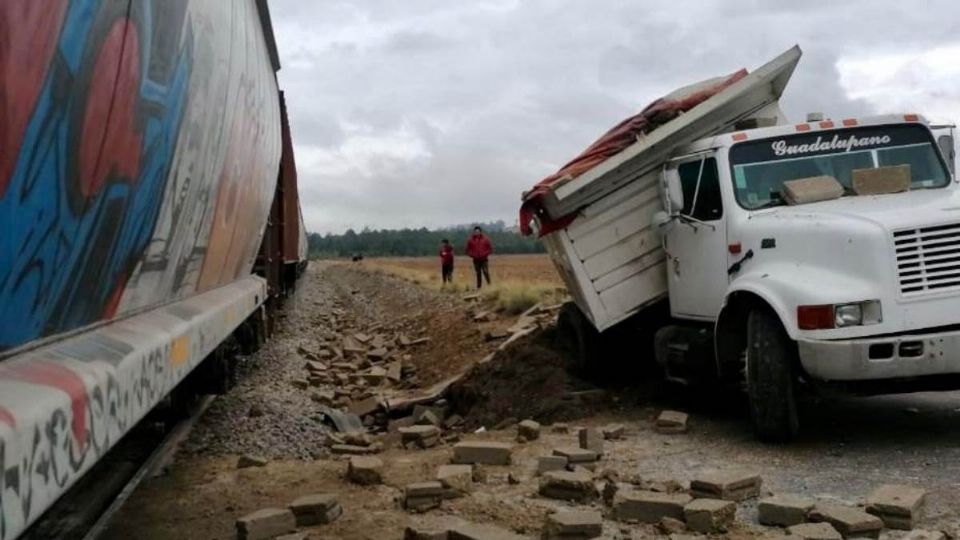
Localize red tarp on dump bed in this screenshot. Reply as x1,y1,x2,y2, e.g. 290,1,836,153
519,69,748,236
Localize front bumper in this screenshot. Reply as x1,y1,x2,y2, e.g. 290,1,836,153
798,327,960,381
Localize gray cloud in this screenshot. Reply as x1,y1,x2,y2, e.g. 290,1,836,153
270,0,960,234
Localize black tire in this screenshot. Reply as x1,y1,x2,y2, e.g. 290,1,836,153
555,302,599,374
746,307,800,442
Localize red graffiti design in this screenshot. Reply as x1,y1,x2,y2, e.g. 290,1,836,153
0,362,89,451
79,20,143,199
0,1,68,196
0,406,15,429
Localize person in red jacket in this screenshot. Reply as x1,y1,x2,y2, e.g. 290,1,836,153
465,226,493,289
439,239,455,284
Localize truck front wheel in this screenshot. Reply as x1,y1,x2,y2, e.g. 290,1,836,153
746,308,799,442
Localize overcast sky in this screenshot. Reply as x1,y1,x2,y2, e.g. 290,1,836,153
270,0,960,234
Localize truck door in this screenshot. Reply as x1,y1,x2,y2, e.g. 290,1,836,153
664,155,728,319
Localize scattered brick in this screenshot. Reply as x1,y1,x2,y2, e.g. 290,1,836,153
578,427,604,454
787,522,843,540
400,425,441,449
758,494,815,527
416,410,442,427
404,482,449,512
237,455,268,469
387,362,403,382
601,424,625,440
866,484,927,530
537,456,568,475
689,470,761,501
389,416,417,432
658,516,687,535
288,493,342,526
612,489,692,524
452,441,513,465
330,443,381,455
443,414,465,429
808,504,883,539
517,420,541,441
236,508,296,540
348,396,381,417
486,329,511,341
448,521,529,540
291,379,310,390
363,366,387,385
347,456,383,485
655,410,689,434
552,447,598,464
542,510,603,540
551,423,569,434
538,470,599,502
683,498,735,534
437,464,473,496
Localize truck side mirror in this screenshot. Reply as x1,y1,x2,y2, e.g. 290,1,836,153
661,168,684,215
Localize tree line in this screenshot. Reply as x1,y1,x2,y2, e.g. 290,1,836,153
308,221,546,258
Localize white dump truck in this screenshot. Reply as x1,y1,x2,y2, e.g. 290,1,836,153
523,46,959,441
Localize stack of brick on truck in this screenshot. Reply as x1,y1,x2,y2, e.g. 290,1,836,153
521,45,960,442
0,1,307,538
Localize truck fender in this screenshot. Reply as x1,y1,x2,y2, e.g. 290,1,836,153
713,282,794,384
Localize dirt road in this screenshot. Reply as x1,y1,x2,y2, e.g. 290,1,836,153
104,263,960,539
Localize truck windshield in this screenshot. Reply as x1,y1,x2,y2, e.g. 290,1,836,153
729,124,950,210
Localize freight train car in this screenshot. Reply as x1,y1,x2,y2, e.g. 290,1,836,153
0,1,301,537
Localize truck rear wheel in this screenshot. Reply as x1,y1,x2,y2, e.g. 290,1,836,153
555,302,600,374
746,308,799,442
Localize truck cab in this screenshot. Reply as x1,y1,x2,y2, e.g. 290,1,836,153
656,114,960,440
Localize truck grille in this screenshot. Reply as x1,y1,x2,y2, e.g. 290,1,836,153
895,222,960,296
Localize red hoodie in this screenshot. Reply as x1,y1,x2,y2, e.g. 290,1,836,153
440,244,454,265
465,234,493,261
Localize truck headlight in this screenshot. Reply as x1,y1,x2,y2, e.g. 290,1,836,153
834,303,862,327
798,300,882,330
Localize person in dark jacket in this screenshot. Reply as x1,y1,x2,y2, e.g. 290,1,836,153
439,239,455,284
464,226,493,289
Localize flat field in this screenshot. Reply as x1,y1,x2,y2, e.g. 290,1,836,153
360,253,567,313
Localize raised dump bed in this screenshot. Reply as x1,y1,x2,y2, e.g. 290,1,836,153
529,47,801,331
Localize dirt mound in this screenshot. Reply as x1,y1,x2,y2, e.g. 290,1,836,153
447,329,608,429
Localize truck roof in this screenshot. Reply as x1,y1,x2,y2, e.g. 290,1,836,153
681,113,934,155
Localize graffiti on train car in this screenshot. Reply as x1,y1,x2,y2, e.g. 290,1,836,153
0,0,281,354
0,0,192,350
0,277,261,538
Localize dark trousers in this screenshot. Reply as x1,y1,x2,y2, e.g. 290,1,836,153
473,259,491,289
441,263,454,283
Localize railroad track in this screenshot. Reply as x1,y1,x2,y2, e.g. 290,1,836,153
22,396,216,540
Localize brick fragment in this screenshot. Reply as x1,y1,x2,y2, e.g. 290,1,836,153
288,493,342,526
758,494,815,526
236,508,296,540
347,456,383,485
452,441,513,465
865,484,927,530
809,504,883,539
683,498,735,533
538,470,599,502
612,489,692,523
689,470,761,501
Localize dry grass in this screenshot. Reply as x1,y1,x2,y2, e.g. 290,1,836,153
361,254,568,314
